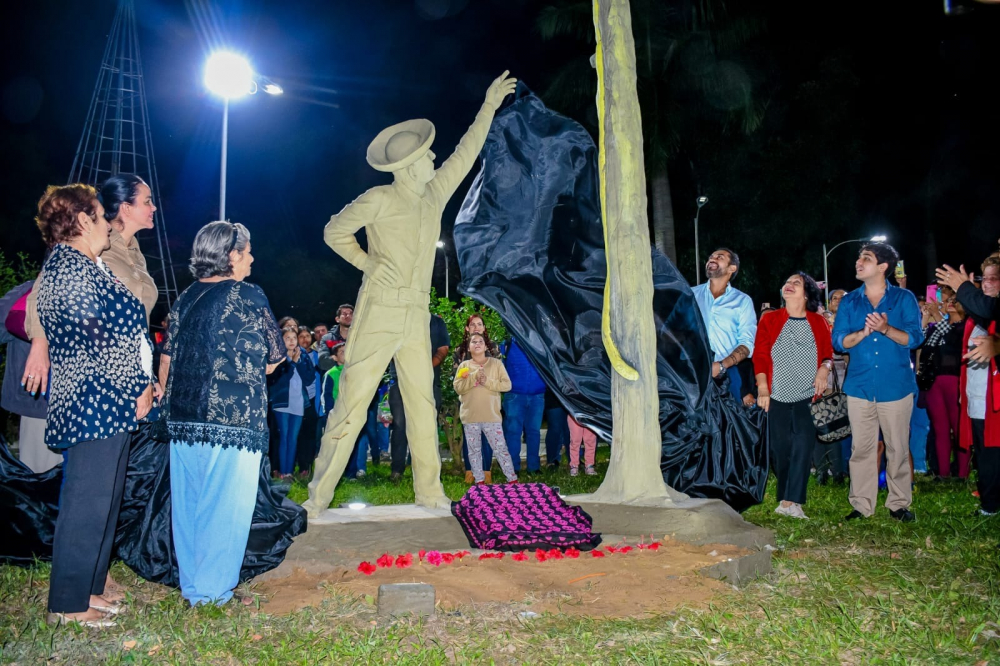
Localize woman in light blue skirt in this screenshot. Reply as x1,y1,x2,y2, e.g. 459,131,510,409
159,221,285,606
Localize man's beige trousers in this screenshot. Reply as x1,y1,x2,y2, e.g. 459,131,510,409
847,394,913,516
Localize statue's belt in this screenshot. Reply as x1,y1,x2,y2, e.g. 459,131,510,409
363,283,430,308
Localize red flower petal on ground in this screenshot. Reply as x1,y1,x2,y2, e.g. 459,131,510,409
618,546,633,554
395,554,413,568
357,561,377,575
495,552,505,560
478,553,492,561
535,549,548,562
426,551,443,566
441,553,455,564
647,543,661,551
565,548,581,559
605,546,618,554
376,553,394,568
455,550,471,559
547,549,564,560
591,550,605,558
512,551,529,562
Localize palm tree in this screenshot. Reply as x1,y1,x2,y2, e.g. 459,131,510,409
536,0,767,264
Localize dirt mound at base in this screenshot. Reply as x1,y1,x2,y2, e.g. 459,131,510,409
255,538,746,618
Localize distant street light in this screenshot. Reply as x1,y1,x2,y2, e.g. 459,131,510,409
823,234,887,305
693,195,709,285
436,240,449,299
204,51,282,221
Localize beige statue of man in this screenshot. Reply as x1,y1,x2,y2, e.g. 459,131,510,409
304,71,518,517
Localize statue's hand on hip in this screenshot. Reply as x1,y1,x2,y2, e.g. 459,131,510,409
484,70,518,111
363,255,400,288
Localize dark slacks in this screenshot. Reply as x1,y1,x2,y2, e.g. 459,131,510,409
768,398,815,505
545,405,570,465
48,431,131,612
972,419,1000,513
295,403,319,474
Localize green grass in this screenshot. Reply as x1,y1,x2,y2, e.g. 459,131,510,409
3,467,999,664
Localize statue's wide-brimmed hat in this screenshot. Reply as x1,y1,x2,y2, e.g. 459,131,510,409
366,119,436,172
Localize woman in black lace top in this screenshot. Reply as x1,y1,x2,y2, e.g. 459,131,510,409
159,221,285,606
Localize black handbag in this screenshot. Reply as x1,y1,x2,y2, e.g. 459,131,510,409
810,365,852,443
916,350,937,392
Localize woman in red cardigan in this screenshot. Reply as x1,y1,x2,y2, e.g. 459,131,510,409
754,272,834,520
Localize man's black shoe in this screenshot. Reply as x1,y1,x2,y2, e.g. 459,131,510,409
889,508,915,523
816,473,829,486
546,461,560,471
845,510,865,521
389,472,402,484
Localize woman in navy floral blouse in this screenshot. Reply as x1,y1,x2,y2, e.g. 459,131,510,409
34,184,155,627
159,221,285,606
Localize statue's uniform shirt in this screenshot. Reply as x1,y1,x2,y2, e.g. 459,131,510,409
304,103,496,516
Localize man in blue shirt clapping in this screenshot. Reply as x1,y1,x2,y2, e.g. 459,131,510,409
832,242,924,522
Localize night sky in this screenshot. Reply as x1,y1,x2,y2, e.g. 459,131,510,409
2,0,998,326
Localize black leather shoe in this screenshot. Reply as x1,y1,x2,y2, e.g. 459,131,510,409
845,510,865,521
389,472,402,484
889,508,915,523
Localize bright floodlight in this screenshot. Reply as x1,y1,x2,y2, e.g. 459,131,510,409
263,83,283,95
347,502,366,511
697,196,708,207
204,51,254,99
870,235,887,242
436,240,445,248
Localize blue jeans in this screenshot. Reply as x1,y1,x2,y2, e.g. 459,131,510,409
274,411,303,475
170,441,260,606
349,403,382,475
909,394,930,474
726,365,742,402
503,393,545,472
545,405,570,464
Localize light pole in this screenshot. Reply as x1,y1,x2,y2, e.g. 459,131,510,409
823,234,886,305
693,195,708,285
436,240,449,300
203,51,282,221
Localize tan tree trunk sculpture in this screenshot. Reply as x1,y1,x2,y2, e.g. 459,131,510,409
579,0,687,505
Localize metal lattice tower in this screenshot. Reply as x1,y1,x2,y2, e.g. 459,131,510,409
69,0,178,309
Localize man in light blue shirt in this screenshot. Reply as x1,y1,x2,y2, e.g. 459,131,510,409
691,248,757,400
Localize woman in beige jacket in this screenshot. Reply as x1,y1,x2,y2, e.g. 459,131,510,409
454,333,518,484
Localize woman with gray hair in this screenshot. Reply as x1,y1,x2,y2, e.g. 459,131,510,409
158,221,285,606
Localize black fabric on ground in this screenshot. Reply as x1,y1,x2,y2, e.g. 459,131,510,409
0,430,306,584
453,85,768,511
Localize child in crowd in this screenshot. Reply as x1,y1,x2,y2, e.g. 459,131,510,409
319,342,346,422
454,333,518,484
567,416,598,476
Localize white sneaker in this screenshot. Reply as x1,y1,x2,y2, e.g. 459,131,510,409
570,466,579,477
785,504,809,520
774,504,792,516
355,470,366,479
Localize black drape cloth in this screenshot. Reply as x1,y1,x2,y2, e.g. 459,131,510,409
453,85,768,511
0,429,306,584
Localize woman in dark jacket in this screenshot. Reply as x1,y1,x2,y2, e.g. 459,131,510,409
754,272,833,520
268,328,315,478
